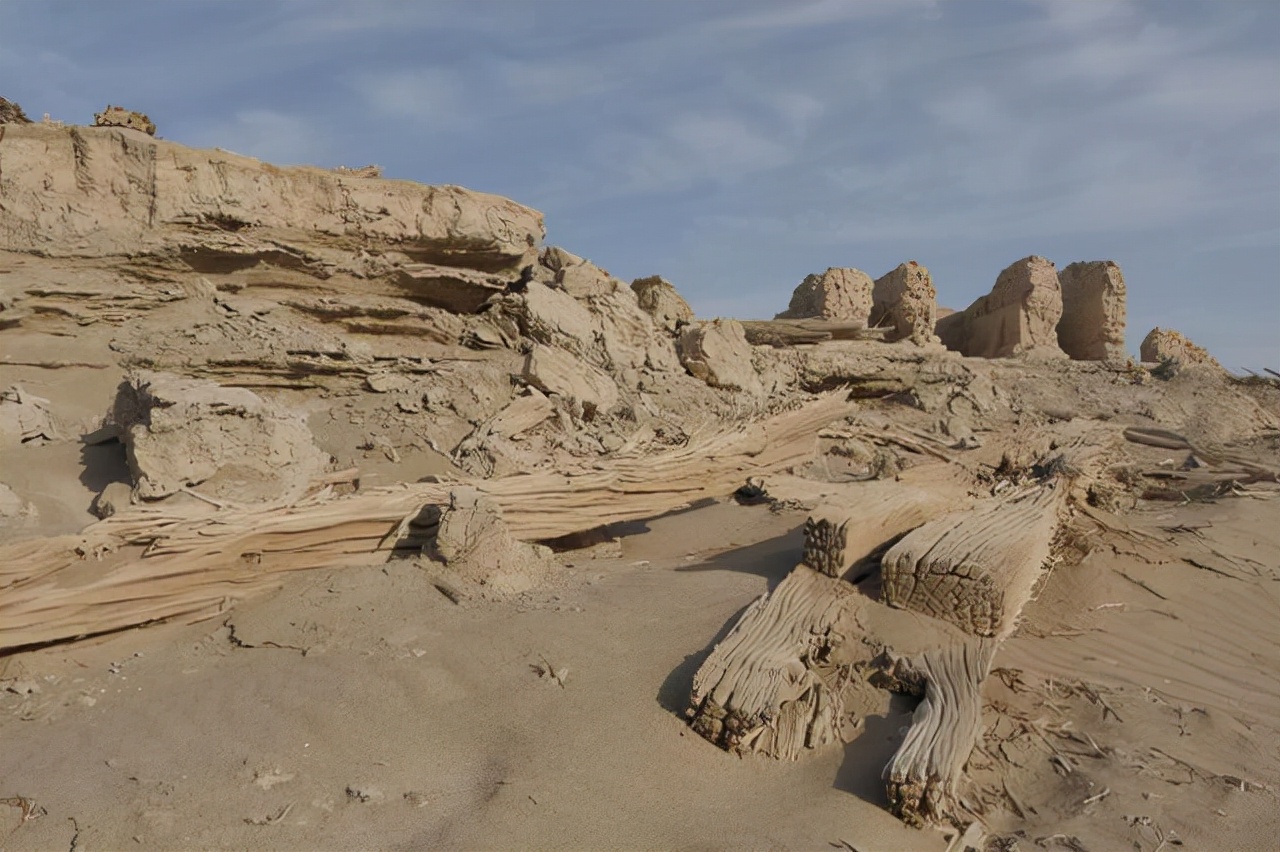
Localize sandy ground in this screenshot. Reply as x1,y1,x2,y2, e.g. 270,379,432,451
4,486,1279,851
2,501,946,851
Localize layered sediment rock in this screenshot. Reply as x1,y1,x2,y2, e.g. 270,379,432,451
775,267,873,324
870,261,940,345
1057,261,1127,361
935,256,1064,358
1140,327,1221,369
0,124,543,303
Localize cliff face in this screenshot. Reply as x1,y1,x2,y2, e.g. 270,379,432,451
0,124,543,276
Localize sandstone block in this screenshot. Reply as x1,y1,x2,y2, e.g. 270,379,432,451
112,371,331,504
1057,261,1127,361
538,246,620,298
870,261,940,344
521,345,619,417
514,282,599,356
591,289,682,375
678,319,764,394
1139,327,1220,369
775,267,873,324
935,256,1064,358
0,482,38,527
0,385,57,446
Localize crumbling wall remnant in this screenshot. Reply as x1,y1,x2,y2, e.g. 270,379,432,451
93,105,157,136
870,261,941,345
935,256,1064,358
1057,260,1127,361
775,267,874,324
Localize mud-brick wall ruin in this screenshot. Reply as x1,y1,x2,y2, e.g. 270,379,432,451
775,253,1177,367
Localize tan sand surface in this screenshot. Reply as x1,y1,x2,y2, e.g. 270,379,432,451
2,503,944,851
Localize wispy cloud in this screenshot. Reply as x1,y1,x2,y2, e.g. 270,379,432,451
189,109,334,167
349,68,469,123
713,0,938,30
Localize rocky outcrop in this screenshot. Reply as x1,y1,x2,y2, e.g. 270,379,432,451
494,280,681,392
93,105,156,136
775,267,873,324
678,319,763,394
521,345,619,418
935,256,1064,358
0,96,31,124
1057,261,1127,361
111,371,331,504
631,275,694,332
870,261,940,344
0,124,544,307
538,246,621,299
1140,327,1220,369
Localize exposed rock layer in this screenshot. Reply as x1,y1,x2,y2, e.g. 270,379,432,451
0,124,544,304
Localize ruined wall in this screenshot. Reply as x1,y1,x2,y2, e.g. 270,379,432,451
1057,261,1126,361
775,267,874,324
1139,327,1221,368
870,261,940,345
935,256,1064,358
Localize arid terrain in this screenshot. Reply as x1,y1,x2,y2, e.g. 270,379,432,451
2,109,1278,851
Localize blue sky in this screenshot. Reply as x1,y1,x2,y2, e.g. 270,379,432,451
3,0,1277,368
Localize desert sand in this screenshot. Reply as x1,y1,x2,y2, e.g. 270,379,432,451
2,109,1278,852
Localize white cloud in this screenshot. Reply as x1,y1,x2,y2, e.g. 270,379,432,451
349,68,468,123
1034,0,1138,34
714,0,937,30
195,109,333,167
